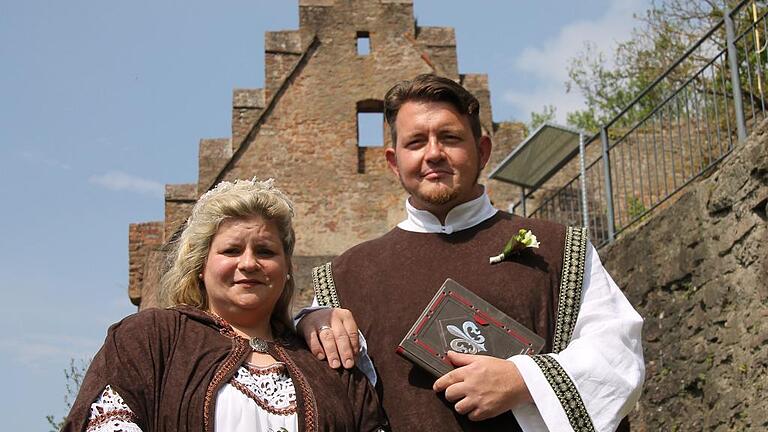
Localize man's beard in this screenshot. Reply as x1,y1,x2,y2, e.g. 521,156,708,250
417,186,458,206
396,154,483,207
398,176,460,206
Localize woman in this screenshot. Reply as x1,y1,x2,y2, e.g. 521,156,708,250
63,178,387,431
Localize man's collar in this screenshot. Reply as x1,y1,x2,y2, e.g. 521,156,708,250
397,190,498,234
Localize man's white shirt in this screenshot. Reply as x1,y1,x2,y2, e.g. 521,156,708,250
300,191,645,432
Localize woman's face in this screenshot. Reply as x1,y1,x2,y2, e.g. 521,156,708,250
202,215,288,324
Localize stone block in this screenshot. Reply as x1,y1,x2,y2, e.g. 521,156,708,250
460,73,493,134
265,30,303,54
165,183,197,201
164,183,197,240
299,0,335,6
233,88,265,109
128,221,163,306
416,26,455,46
198,138,232,193
139,248,167,311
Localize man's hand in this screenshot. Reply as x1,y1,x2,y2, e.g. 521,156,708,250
433,351,533,421
296,308,360,369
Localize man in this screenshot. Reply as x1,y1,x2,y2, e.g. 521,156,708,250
298,74,644,431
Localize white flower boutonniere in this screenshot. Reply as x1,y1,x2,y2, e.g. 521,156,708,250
489,228,540,264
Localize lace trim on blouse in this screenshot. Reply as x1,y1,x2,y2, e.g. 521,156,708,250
86,363,297,431
85,385,141,432
228,362,297,415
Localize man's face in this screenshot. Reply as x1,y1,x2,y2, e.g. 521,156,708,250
385,100,491,218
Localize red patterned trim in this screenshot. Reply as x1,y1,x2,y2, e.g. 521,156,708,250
244,362,288,376
200,309,240,339
85,409,137,430
272,344,318,432
203,337,250,432
228,377,297,416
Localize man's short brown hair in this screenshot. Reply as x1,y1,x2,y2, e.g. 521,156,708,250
384,74,482,146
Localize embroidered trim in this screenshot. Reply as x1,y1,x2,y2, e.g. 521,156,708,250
553,226,588,354
244,362,288,376
531,354,595,432
204,337,250,432
312,262,340,308
229,365,297,416
86,385,140,432
273,344,318,432
86,409,138,431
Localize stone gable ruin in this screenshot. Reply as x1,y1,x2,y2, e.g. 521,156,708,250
128,0,526,310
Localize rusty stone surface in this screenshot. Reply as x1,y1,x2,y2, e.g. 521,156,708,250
232,88,265,149
138,248,168,311
129,0,523,313
128,221,164,306
198,138,232,193
602,119,768,431
163,183,196,241
485,121,527,213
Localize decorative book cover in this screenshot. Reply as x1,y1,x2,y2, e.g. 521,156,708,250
396,278,545,377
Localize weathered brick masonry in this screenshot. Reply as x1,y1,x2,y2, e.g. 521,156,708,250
128,0,525,310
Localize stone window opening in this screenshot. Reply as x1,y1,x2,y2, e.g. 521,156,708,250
356,99,384,174
356,31,370,56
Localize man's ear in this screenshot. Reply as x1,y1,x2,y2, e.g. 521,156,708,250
478,135,492,169
385,147,400,177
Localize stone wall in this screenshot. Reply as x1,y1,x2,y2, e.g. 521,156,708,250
128,0,522,310
601,119,768,431
127,222,163,306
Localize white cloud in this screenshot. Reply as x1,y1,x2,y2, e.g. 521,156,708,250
0,333,98,368
89,170,164,196
504,85,588,125
503,0,649,123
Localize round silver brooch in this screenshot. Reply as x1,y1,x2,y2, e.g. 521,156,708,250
249,337,269,353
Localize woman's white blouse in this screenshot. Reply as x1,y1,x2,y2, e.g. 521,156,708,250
85,362,298,432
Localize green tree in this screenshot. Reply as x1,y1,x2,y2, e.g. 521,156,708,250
565,0,751,133
526,105,558,136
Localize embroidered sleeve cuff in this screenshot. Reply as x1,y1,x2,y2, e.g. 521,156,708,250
510,354,595,432
312,262,340,307
86,385,142,432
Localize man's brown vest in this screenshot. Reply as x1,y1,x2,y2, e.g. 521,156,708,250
313,212,594,431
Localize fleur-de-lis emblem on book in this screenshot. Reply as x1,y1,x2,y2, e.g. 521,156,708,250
446,321,487,354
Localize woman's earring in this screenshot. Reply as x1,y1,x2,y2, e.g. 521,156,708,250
198,273,203,280
286,274,292,280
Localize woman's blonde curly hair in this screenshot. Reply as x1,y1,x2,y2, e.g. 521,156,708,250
160,178,296,336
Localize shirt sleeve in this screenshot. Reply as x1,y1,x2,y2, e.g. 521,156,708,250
509,242,645,432
85,385,143,432
294,296,379,386
292,295,328,325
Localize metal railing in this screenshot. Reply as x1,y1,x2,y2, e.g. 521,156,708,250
528,0,768,247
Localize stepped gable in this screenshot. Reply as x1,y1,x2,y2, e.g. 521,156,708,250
128,0,522,310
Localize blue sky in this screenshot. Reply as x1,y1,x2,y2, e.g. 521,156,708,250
0,0,650,428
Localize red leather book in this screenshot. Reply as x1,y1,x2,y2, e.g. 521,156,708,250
396,278,545,377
